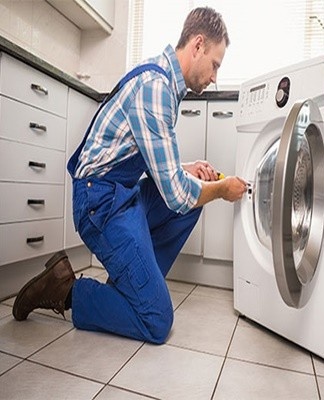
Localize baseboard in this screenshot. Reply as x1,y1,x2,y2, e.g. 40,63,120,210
167,253,233,289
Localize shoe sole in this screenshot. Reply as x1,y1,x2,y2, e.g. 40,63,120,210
13,251,68,321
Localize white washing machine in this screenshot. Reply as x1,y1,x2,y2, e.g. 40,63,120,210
234,55,324,358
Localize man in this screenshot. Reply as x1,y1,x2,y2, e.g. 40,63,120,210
13,7,246,344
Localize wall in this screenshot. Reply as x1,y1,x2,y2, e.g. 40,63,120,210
0,0,130,92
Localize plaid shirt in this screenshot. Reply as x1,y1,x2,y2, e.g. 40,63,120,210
74,45,202,214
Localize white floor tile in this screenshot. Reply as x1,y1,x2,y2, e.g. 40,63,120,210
0,304,12,319
0,352,22,375
96,385,156,399
192,286,233,303
0,314,72,358
167,290,238,356
33,307,73,322
213,358,319,400
0,360,103,400
313,355,324,377
169,290,188,310
317,375,324,399
166,279,196,294
30,328,143,383
111,343,224,400
0,279,321,400
228,318,314,374
1,297,15,307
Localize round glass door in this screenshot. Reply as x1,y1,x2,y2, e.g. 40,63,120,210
271,99,324,308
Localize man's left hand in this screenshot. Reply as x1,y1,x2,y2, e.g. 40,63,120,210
182,160,219,181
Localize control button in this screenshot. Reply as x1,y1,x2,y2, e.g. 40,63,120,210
276,88,286,103
276,76,290,108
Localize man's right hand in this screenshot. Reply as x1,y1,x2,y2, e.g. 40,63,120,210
195,176,247,207
219,176,247,202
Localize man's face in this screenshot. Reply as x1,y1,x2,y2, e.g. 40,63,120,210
189,37,226,94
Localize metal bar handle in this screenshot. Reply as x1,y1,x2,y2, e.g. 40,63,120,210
27,199,45,205
26,235,44,244
31,83,48,95
212,111,234,118
28,161,46,169
181,109,201,116
29,122,47,132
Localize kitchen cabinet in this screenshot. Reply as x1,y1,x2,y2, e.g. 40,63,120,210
65,89,98,248
47,0,115,34
203,101,238,261
170,97,238,288
0,52,94,300
176,100,207,256
0,52,68,267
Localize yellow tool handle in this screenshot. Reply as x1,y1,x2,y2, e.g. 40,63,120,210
217,172,225,180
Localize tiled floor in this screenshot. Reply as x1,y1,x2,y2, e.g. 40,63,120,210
0,266,324,400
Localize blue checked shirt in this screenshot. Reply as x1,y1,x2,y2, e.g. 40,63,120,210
74,45,202,215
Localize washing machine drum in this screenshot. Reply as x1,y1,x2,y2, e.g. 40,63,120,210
253,99,324,308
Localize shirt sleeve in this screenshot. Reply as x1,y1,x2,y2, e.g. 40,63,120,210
127,77,202,214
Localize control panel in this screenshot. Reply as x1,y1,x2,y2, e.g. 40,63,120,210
237,59,324,129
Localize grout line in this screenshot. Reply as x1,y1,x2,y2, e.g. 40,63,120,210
99,384,162,400
165,342,224,358
226,354,317,377
26,358,105,385
0,350,25,378
106,341,146,384
210,315,240,400
172,284,198,311
26,324,75,359
311,353,322,399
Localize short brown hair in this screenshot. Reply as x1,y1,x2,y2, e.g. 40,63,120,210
176,7,230,49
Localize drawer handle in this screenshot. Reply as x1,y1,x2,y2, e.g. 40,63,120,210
181,109,201,116
31,83,48,96
27,199,45,205
28,161,46,169
26,235,44,244
212,111,234,118
29,122,47,132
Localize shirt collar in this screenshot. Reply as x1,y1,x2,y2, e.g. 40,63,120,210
163,44,187,102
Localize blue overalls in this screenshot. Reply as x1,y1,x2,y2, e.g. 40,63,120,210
67,64,202,344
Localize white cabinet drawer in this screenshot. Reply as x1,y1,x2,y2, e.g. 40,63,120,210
0,53,68,117
0,139,65,184
0,96,66,151
0,218,64,266
0,182,64,223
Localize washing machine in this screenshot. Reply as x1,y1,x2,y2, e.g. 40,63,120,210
234,55,324,358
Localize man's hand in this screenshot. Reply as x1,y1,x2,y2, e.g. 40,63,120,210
182,160,220,181
194,175,248,208
219,176,247,202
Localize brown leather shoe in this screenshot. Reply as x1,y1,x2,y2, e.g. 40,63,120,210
13,250,75,321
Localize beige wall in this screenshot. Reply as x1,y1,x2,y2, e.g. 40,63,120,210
0,0,130,92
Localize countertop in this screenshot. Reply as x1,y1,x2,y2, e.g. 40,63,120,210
0,35,239,102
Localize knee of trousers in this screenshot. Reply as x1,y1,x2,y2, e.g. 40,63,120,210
145,300,174,345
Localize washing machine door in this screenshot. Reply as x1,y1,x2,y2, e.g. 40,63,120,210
271,99,324,308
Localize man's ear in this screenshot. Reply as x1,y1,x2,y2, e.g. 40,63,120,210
192,34,204,57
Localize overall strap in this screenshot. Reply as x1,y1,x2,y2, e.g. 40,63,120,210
67,63,169,176
107,63,168,102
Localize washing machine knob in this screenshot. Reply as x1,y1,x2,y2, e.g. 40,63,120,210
276,88,288,107
276,77,290,108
